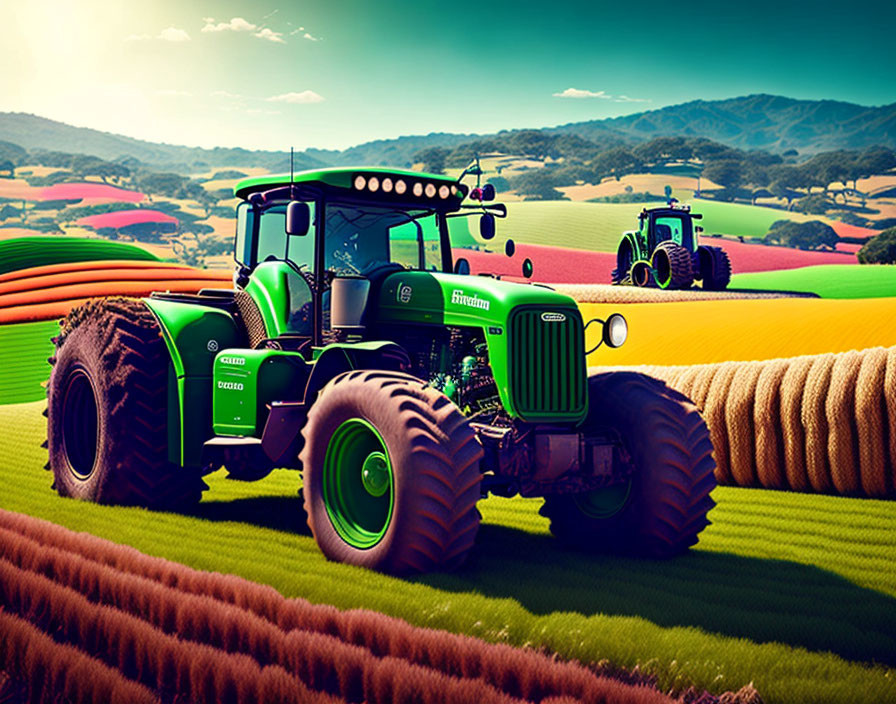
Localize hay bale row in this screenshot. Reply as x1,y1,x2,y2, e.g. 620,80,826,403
596,346,896,497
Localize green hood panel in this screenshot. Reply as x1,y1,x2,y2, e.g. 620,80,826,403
376,271,578,328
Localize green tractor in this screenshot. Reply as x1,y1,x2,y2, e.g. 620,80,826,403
46,167,716,574
612,202,731,290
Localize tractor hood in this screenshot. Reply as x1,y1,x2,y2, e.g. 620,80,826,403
376,271,578,328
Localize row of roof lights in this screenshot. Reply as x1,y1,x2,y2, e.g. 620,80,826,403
353,175,457,200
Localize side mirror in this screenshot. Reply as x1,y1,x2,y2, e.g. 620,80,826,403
505,239,515,257
695,225,704,234
454,258,471,275
286,201,310,236
479,213,496,240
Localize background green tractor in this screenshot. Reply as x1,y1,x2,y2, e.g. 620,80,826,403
612,203,731,290
46,167,717,574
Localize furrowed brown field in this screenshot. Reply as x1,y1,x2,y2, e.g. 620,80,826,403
0,508,738,704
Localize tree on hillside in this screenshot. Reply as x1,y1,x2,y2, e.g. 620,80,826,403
591,147,642,181
702,159,744,190
0,160,14,178
764,220,839,250
857,227,896,264
0,140,27,167
136,171,187,199
414,147,449,174
510,171,568,200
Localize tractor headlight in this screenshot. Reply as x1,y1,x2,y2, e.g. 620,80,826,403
382,177,393,193
368,176,380,192
425,183,436,198
603,313,628,348
438,185,450,199
354,175,366,190
395,179,407,195
413,182,423,197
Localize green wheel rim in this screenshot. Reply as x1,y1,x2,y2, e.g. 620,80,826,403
323,418,394,549
574,480,631,519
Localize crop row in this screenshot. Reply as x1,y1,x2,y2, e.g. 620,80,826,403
607,344,896,497
0,508,718,704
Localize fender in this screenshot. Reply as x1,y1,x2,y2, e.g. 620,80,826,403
303,341,410,405
143,297,242,467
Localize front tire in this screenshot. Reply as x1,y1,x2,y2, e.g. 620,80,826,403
651,241,694,290
300,370,483,573
539,371,716,557
47,297,205,508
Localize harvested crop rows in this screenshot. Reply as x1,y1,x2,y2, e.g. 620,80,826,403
602,345,896,497
0,509,699,704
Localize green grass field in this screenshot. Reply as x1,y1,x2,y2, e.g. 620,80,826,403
476,200,829,254
730,265,896,299
0,321,56,404
1,400,894,704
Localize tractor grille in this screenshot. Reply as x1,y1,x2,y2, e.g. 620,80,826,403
509,308,587,420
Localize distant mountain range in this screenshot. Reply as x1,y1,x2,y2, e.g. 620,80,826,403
1,94,894,173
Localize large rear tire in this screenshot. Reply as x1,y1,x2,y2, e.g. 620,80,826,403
539,371,716,557
697,245,732,290
47,297,205,508
651,241,694,290
611,240,634,285
300,370,483,573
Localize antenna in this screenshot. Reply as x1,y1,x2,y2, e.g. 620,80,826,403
290,146,295,199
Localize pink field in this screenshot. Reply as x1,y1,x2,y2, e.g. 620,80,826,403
39,183,145,203
454,244,617,283
829,222,878,239
455,236,860,284
698,237,857,273
77,209,178,229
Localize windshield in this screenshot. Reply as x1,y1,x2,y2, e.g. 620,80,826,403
325,203,443,275
653,214,693,247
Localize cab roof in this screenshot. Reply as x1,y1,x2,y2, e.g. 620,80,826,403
234,166,459,201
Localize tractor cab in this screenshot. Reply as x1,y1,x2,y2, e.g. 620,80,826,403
638,205,699,253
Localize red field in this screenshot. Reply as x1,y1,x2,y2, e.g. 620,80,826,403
76,209,178,228
39,183,145,203
455,244,617,283
701,237,857,273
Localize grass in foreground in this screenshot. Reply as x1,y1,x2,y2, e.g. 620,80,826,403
1,401,894,703
731,265,896,299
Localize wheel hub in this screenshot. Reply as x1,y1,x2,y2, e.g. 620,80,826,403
361,451,390,497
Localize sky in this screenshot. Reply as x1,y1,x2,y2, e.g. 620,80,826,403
1,0,894,152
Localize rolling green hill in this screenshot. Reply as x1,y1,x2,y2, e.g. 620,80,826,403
0,237,158,275
2,400,895,704
730,265,896,299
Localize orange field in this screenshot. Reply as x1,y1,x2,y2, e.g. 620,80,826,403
582,297,896,366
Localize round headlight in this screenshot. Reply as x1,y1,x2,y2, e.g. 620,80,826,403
413,182,423,197
395,179,407,195
438,185,450,199
424,183,436,198
368,176,380,192
354,175,366,190
382,177,393,193
603,313,628,349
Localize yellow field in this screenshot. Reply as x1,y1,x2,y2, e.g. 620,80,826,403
582,297,896,366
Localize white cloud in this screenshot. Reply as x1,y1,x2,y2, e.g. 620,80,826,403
254,28,285,43
267,91,325,104
553,88,611,99
159,27,190,42
302,32,320,41
553,87,650,103
202,17,257,33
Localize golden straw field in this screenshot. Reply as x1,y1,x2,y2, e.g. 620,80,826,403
582,296,896,366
